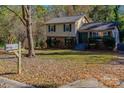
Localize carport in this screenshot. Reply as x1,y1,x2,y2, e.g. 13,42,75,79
78,22,120,50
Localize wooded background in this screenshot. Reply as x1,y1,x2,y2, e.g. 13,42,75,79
0,5,124,57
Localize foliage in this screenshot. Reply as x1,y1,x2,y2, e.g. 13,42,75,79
0,5,124,48
88,36,115,49
89,36,102,43
0,50,120,88
119,31,124,42
89,6,116,22
102,36,115,49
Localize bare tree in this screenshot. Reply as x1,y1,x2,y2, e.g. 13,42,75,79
4,5,35,57
22,6,35,57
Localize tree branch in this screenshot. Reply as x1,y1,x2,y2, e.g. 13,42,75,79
24,6,29,17
4,6,26,26
22,5,28,22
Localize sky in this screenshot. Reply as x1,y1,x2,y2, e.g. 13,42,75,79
119,6,124,14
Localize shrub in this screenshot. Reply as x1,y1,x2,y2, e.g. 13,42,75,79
46,39,60,48
119,31,124,43
0,38,5,48
102,36,115,49
89,36,102,43
46,39,51,47
40,40,46,49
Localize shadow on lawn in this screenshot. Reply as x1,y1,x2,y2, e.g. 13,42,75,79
0,72,17,76
0,57,16,59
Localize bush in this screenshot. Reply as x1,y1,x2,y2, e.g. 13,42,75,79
102,36,115,49
46,39,51,47
40,40,46,49
46,39,60,48
117,43,124,51
0,38,5,48
119,31,124,43
89,36,102,43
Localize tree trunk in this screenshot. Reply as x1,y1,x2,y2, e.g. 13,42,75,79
4,5,35,57
66,6,74,16
26,6,35,57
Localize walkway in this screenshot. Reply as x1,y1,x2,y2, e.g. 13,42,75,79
0,77,34,88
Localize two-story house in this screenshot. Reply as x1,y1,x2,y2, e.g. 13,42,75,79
45,15,89,48
45,15,120,49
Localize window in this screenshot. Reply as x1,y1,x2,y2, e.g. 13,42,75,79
48,25,55,32
103,32,108,36
92,32,99,37
65,37,75,48
64,24,71,32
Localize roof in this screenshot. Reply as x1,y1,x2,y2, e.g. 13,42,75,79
45,15,84,24
79,22,119,31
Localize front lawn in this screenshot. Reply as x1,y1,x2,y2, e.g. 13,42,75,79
0,49,123,88
35,50,116,64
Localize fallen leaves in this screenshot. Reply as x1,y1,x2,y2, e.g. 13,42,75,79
0,50,123,87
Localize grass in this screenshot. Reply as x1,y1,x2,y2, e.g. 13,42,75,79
0,44,4,48
36,49,116,64
0,49,122,88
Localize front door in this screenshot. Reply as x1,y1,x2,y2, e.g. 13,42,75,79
78,32,88,43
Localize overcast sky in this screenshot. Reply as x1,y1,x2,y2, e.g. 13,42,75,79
119,5,124,14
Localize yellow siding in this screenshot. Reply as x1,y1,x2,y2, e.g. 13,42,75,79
46,17,88,37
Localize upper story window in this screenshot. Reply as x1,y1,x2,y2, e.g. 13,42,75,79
48,25,56,32
64,24,72,32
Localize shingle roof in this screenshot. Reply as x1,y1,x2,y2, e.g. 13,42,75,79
45,15,84,24
79,22,119,31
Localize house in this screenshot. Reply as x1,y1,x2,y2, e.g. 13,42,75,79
45,15,120,49
45,15,90,48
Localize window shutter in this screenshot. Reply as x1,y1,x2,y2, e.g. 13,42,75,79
65,38,66,46
70,24,71,32
54,25,56,32
64,24,65,32
48,25,50,32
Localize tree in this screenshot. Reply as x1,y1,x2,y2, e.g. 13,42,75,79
65,6,74,16
33,6,48,49
0,6,18,44
89,6,116,22
114,5,120,21
22,6,35,57
4,5,35,57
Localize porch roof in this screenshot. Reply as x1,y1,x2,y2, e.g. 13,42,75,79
79,22,119,32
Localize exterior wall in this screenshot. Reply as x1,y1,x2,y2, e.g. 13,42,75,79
75,16,88,31
54,37,65,48
46,16,88,38
46,23,76,37
45,16,89,48
47,36,76,49
87,31,113,38
75,17,89,44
